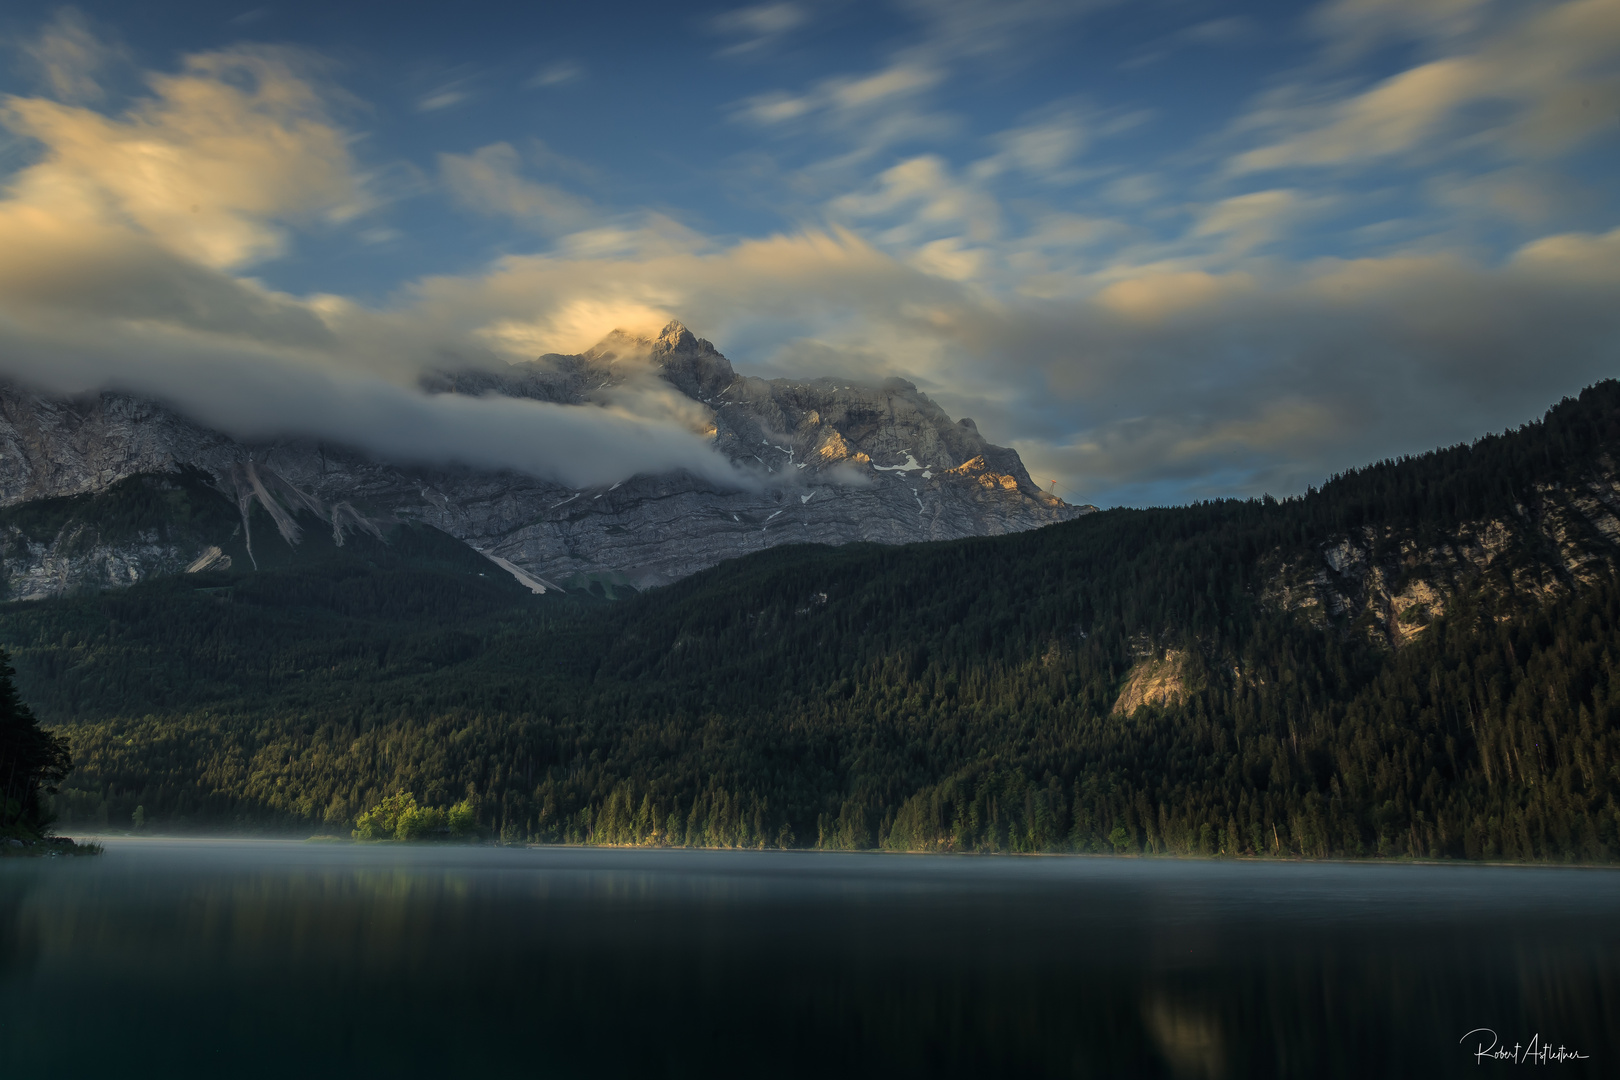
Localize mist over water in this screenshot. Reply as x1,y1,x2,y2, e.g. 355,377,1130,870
2,840,1617,1077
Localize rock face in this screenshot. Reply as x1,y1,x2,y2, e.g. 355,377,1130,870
0,322,1085,598
1265,460,1620,646
0,528,193,603
1112,648,1192,715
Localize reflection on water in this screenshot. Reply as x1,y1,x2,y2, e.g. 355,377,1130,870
1142,993,1226,1080
2,842,1617,1078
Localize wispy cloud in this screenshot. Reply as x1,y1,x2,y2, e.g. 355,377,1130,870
439,142,594,233
711,2,809,57
16,7,126,103
418,90,467,111
1229,0,1620,173
1122,13,1261,69
898,0,1113,66
1190,189,1336,256
527,60,583,88
736,61,944,127
415,64,480,113
1309,0,1493,62
830,155,1002,246
967,101,1144,184
724,1,1125,222
1182,16,1260,46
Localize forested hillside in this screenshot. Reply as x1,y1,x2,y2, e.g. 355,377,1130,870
7,383,1620,861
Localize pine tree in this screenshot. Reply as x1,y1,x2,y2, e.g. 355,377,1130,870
0,647,70,837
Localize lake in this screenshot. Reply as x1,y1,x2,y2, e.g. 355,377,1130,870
1,841,1616,1077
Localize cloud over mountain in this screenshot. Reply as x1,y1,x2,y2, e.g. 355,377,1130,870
0,4,1616,507
0,47,746,490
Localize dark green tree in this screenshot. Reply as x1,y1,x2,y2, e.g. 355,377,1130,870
0,646,70,837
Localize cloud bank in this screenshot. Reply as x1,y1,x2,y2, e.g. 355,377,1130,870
0,46,747,491
0,4,1616,508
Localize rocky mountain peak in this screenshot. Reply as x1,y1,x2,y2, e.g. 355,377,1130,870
654,320,695,349
0,324,1084,599
577,320,737,402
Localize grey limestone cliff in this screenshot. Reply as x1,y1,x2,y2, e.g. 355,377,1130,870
1264,459,1620,647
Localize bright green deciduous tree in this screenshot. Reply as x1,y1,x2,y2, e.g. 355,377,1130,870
354,792,472,842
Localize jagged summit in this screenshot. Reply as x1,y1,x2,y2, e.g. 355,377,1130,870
564,322,1064,505
581,320,709,363
651,319,698,351
0,324,1083,599
607,321,737,401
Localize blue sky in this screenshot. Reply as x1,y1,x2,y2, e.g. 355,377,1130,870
0,1,1617,505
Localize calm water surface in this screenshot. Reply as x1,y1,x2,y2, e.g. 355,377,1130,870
1,840,1617,1078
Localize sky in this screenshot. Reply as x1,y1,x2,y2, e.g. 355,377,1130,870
0,0,1616,505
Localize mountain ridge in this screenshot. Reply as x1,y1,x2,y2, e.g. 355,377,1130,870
0,322,1082,599
8,380,1620,859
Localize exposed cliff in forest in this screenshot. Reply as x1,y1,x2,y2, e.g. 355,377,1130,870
1264,458,1620,647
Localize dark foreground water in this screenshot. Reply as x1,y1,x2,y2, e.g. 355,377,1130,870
2,842,1617,1078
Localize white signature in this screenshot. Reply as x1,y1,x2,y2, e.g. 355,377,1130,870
1460,1029,1590,1065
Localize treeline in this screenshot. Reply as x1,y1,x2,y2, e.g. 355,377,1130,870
8,383,1620,860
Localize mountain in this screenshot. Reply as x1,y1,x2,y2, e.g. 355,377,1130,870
0,322,1080,600
9,381,1620,861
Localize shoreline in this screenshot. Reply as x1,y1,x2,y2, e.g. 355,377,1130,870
47,833,1620,871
